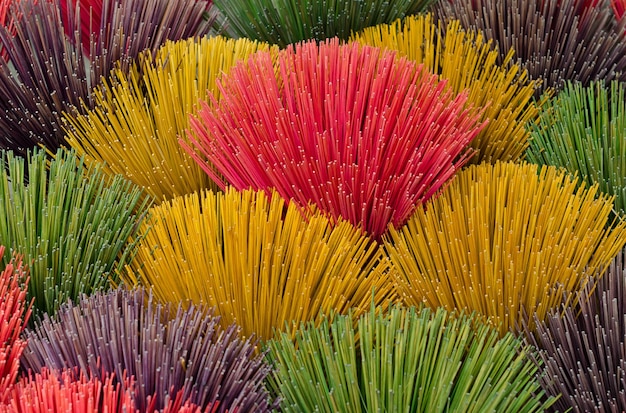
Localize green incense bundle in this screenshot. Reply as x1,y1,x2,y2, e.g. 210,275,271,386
267,304,555,412
0,148,150,316
527,80,626,217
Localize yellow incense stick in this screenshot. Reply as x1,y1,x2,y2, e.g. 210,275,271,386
384,161,626,335
122,188,395,341
64,36,276,201
352,14,543,163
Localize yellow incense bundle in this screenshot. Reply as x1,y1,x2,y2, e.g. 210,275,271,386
122,188,394,341
64,36,276,201
353,14,542,163
384,161,626,335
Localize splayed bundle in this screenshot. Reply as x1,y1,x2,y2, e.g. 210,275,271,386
122,188,393,341
58,0,212,58
0,369,134,413
0,246,31,404
527,248,626,412
21,287,276,412
185,39,486,239
352,13,541,163
0,148,149,316
0,0,212,153
64,36,275,201
526,80,626,217
268,304,555,412
2,368,225,412
435,0,626,96
384,161,626,335
212,0,435,47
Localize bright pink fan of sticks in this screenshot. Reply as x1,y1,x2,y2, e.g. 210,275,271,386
184,40,487,239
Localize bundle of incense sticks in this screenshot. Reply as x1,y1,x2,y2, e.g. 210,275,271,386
1,1,625,411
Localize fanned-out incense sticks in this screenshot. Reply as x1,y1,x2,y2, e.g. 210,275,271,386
2,370,230,413
384,161,626,335
59,0,212,63
527,249,626,412
526,80,626,217
435,0,626,96
0,0,90,152
0,0,212,153
0,246,31,404
3,370,214,412
185,40,486,239
267,305,555,412
0,369,135,413
0,148,149,316
352,14,541,164
20,288,276,412
64,36,275,201
212,0,434,47
121,188,393,341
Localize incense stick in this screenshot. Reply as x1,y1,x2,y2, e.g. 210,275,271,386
435,0,626,97
267,304,555,412
0,148,150,316
527,248,626,411
212,0,435,46
526,80,626,217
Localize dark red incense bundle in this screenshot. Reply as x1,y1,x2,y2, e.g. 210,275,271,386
59,0,102,54
612,0,626,17
526,246,626,411
0,0,17,60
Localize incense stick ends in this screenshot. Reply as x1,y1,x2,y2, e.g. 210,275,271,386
2,1,626,409
63,36,276,202
20,287,278,412
435,0,626,96
268,304,556,412
0,0,214,154
526,248,626,412
352,13,542,164
121,187,396,342
527,80,626,218
383,161,626,336
0,147,150,316
186,39,487,240
211,0,437,47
